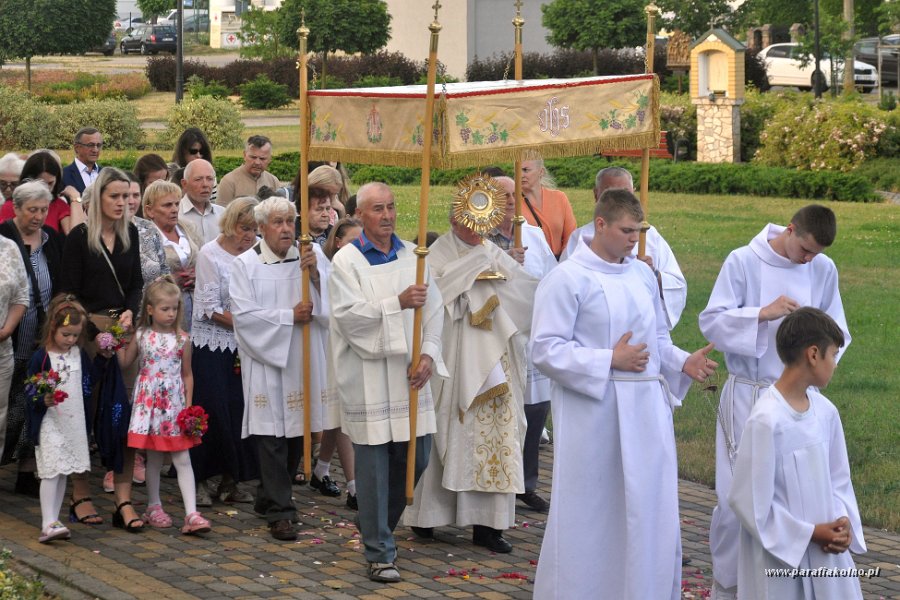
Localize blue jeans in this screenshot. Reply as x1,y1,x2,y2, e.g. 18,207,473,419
354,435,431,563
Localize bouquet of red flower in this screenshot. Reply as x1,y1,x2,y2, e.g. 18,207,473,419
97,323,127,352
176,405,209,440
24,370,68,406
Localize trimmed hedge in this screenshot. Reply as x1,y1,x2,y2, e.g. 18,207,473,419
101,154,877,202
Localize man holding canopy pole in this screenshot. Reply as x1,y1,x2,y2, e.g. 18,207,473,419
328,182,447,583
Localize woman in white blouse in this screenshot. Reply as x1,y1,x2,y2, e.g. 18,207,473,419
0,234,30,471
189,196,260,507
142,180,202,332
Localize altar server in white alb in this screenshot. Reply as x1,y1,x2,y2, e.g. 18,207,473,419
561,166,686,329
403,203,538,553
329,182,447,584
230,196,328,542
531,189,717,599
699,204,851,600
729,307,865,600
486,175,556,512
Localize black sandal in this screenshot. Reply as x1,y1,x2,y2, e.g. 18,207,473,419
112,501,144,533
69,497,103,525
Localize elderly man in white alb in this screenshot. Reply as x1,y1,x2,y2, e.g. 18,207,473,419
531,189,716,599
561,166,687,329
179,159,224,245
403,201,538,553
328,182,447,584
230,196,327,542
485,175,556,513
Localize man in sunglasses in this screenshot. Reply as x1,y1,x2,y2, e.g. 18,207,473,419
62,127,104,194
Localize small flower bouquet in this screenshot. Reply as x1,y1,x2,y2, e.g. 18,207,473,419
233,353,241,375
24,370,68,406
176,406,209,440
97,323,127,352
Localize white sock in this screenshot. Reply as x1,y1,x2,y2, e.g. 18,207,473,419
346,479,356,497
171,450,197,514
39,475,66,529
314,459,330,480
145,451,165,507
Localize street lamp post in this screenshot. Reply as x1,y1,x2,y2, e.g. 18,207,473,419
814,0,823,99
175,0,184,102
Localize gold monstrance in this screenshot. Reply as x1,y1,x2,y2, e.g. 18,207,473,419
453,174,507,281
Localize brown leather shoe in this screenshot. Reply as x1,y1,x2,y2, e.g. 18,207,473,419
269,519,297,541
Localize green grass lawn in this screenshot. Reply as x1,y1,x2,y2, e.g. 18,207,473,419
390,185,900,531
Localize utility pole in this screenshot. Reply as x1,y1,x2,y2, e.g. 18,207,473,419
843,0,855,94
175,0,184,102
814,0,823,99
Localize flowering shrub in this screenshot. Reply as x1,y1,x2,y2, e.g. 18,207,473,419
0,549,44,600
0,71,150,103
54,99,144,150
754,100,893,172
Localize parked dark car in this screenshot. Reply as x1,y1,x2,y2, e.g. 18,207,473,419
855,35,900,87
89,32,117,56
120,25,177,55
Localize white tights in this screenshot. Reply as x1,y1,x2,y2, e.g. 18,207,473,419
145,450,197,515
39,474,68,528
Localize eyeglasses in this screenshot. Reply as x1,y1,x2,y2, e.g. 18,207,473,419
188,147,203,155
76,142,103,150
0,180,19,191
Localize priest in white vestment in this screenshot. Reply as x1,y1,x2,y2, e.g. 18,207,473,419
329,182,447,584
531,189,717,599
699,204,851,599
560,166,686,329
403,207,538,553
486,175,556,513
230,196,327,541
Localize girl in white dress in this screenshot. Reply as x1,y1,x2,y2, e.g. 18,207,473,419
27,295,92,543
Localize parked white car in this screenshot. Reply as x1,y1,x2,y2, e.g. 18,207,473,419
158,9,209,26
759,43,878,92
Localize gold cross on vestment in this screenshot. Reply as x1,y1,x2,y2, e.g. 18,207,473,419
254,394,268,408
286,391,303,411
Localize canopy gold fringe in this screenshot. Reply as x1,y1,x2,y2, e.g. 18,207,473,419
309,76,660,169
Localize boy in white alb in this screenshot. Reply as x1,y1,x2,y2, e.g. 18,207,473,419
728,307,865,599
700,205,851,599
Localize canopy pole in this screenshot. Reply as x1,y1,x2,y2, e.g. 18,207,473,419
407,1,443,505
638,2,658,258
297,12,313,481
512,0,525,249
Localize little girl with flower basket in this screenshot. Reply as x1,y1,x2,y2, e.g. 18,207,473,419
25,295,93,543
117,276,211,534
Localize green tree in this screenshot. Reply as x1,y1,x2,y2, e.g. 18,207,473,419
0,0,116,90
238,7,292,60
276,0,391,88
541,0,647,75
733,0,811,29
137,0,173,22
656,0,735,38
876,0,900,35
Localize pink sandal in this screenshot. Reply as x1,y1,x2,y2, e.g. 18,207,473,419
181,511,211,535
143,504,173,528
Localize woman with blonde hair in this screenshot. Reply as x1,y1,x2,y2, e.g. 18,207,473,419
519,157,576,259
294,164,348,221
189,196,260,506
60,166,144,530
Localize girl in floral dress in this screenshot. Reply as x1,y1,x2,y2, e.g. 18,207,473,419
27,296,92,543
118,276,211,534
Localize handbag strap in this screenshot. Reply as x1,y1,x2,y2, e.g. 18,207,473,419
522,194,544,230
100,246,126,300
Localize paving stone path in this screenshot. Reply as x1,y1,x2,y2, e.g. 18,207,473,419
0,444,897,599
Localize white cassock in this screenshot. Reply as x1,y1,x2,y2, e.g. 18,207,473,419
699,224,851,589
328,241,446,446
531,238,692,600
728,386,865,600
230,240,328,438
403,234,537,530
561,223,687,329
520,223,557,406
314,249,341,430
